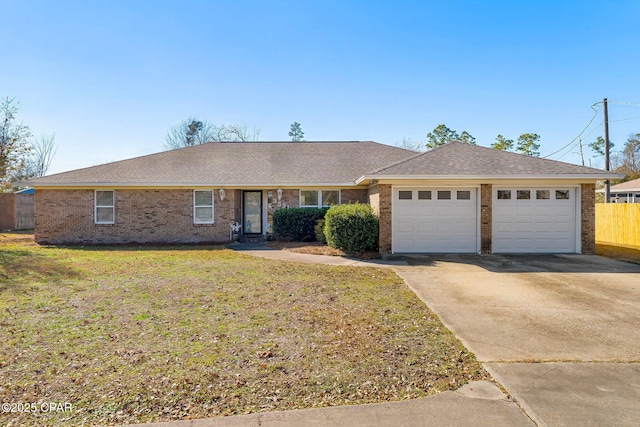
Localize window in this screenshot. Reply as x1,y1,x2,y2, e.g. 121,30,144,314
556,190,570,200
194,190,214,224
497,190,511,200
536,190,550,200
300,190,341,207
94,190,114,224
398,191,412,200
322,190,339,206
437,190,451,200
418,190,431,200
517,190,531,200
457,190,471,200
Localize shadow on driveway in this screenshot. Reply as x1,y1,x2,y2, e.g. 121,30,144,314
387,253,640,273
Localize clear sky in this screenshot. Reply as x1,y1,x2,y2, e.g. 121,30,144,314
2,0,639,174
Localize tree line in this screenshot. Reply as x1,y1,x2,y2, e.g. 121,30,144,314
164,119,305,149
0,97,57,191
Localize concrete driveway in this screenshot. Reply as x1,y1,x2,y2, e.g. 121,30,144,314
393,254,640,426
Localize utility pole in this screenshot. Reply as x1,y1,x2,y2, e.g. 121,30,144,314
603,98,611,203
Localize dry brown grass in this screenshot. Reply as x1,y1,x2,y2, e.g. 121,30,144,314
0,232,489,426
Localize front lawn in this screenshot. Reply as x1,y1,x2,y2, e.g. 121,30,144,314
0,233,489,426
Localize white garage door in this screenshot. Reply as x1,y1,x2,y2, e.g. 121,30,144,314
393,188,478,253
493,188,578,253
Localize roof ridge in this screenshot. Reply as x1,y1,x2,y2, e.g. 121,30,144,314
367,141,461,174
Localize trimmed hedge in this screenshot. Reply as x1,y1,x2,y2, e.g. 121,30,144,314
315,219,327,244
272,207,328,241
324,203,378,254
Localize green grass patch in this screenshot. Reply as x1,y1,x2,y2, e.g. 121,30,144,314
0,236,489,426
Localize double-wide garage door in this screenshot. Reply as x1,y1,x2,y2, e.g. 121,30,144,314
393,188,478,253
392,186,578,253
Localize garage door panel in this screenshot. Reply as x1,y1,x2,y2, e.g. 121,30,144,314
493,187,577,253
393,188,478,253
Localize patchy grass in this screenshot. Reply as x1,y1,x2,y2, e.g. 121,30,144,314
596,243,640,265
1,233,489,426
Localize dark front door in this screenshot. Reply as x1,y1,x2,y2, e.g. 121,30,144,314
243,191,262,234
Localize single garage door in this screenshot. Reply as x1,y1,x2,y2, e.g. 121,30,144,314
393,188,478,253
493,187,578,253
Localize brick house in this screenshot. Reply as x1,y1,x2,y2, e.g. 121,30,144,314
19,141,620,254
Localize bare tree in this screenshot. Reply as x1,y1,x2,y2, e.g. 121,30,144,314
395,137,424,152
1,97,32,189
164,118,261,150
27,133,57,177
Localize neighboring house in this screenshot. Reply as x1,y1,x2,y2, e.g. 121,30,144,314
0,189,35,230
596,178,640,203
18,141,620,254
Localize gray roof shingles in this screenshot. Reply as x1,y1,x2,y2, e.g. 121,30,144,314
23,141,415,186
367,142,619,177
22,141,618,187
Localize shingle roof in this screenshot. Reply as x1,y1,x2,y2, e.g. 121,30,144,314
365,142,621,179
600,178,640,192
21,141,416,187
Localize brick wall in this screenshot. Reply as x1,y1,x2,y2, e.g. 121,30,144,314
581,183,595,254
480,184,492,253
341,189,368,204
35,189,239,244
368,184,391,254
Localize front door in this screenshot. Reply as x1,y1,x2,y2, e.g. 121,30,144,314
243,190,262,234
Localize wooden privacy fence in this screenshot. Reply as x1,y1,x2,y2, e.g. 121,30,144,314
596,203,640,247
0,193,35,230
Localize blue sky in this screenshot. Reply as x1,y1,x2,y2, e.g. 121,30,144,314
2,0,639,174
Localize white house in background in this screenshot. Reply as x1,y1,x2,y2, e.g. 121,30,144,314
597,178,640,203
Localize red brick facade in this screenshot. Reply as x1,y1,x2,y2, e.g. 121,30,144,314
368,184,392,254
480,184,492,253
581,183,596,254
36,189,238,244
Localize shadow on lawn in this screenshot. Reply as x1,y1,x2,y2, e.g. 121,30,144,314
0,248,85,293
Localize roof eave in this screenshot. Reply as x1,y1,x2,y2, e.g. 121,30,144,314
356,173,624,183
25,181,360,188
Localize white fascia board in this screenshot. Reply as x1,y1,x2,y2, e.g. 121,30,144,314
356,173,624,184
27,181,359,188
597,187,640,193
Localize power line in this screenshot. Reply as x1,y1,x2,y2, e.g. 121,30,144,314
608,100,640,107
542,102,601,159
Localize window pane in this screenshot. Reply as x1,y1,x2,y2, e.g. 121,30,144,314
322,190,339,206
497,190,511,200
96,207,114,223
418,190,431,200
195,207,213,222
301,190,318,206
96,191,113,206
437,190,451,200
398,191,412,200
195,190,213,206
517,190,530,200
536,190,550,200
556,190,570,200
457,190,471,200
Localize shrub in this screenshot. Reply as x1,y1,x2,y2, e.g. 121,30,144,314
324,204,378,254
315,219,326,244
272,207,328,241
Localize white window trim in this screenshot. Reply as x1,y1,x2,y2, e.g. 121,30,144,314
94,190,115,225
299,189,341,208
193,190,215,224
